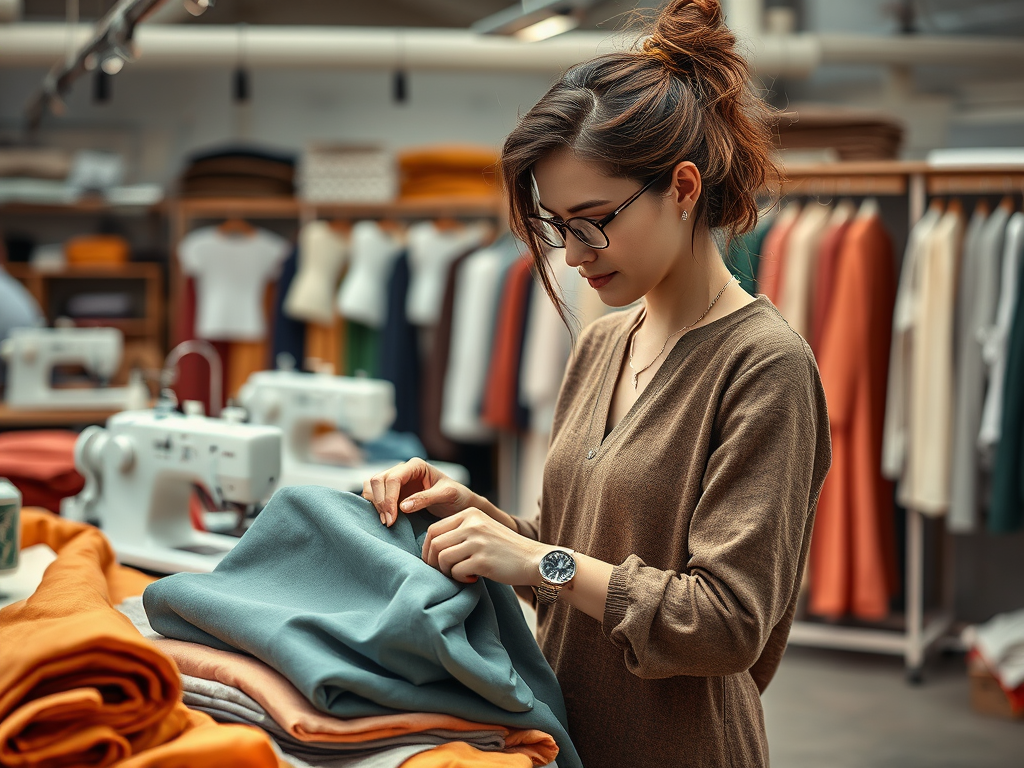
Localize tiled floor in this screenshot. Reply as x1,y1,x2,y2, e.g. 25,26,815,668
763,646,1023,767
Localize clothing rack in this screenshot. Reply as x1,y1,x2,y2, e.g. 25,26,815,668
166,195,504,344
779,160,1024,683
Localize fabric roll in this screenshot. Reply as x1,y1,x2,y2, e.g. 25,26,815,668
948,203,993,533
143,486,579,768
901,205,963,515
756,201,801,306
809,211,898,619
117,595,558,767
979,213,1024,453
881,203,944,486
778,201,833,340
378,253,421,435
0,510,281,768
405,222,491,327
285,221,349,325
336,221,404,329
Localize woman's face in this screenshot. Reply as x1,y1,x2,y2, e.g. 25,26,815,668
532,149,690,308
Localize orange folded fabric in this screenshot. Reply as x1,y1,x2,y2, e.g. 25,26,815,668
153,636,558,764
0,509,283,768
0,430,84,513
401,741,535,768
65,235,131,266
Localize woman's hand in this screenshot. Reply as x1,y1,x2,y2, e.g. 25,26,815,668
362,458,476,527
421,507,546,585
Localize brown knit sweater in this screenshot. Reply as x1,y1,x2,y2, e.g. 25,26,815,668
516,296,831,768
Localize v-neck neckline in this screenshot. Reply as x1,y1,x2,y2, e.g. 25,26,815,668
594,295,771,448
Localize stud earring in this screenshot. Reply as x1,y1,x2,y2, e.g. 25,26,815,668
680,210,689,221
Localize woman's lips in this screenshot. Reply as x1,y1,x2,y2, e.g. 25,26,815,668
584,271,615,289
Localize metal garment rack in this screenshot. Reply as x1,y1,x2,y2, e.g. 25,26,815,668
780,161,1024,682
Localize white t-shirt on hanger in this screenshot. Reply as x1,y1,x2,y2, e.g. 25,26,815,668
179,226,290,341
405,221,491,327
336,220,404,329
284,220,348,326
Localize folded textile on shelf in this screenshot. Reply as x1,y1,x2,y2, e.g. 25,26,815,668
143,486,580,768
0,430,83,515
0,509,283,768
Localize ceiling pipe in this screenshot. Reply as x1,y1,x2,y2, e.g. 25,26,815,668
2,24,1023,77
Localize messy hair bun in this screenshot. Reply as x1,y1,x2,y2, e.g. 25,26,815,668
501,0,779,326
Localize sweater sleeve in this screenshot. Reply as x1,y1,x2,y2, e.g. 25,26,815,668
601,343,830,680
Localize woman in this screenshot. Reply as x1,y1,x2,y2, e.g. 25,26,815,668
364,1,831,765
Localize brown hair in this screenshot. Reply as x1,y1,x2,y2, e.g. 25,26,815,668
500,0,780,330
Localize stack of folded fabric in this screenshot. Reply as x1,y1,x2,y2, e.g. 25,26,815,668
0,431,83,513
142,486,580,768
179,146,296,198
0,509,283,768
397,146,499,200
775,106,904,161
0,146,76,205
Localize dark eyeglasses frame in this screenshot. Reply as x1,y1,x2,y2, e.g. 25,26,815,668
527,172,664,250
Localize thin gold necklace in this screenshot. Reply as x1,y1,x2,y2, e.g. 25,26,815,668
628,276,736,390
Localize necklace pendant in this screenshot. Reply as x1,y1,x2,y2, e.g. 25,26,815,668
631,371,639,389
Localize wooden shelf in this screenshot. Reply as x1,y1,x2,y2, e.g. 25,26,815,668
4,263,163,280
0,200,162,216
0,403,120,428
168,195,504,221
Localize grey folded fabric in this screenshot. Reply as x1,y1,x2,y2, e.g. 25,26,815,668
144,487,580,768
180,675,507,756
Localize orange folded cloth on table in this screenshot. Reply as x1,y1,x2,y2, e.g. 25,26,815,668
0,509,283,768
0,430,83,513
402,741,535,767
152,636,558,765
65,234,131,266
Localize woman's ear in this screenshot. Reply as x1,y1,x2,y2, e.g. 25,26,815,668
670,161,702,217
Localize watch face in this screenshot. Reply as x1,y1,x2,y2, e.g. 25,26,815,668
540,550,576,584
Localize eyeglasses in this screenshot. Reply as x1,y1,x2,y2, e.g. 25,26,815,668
527,173,663,250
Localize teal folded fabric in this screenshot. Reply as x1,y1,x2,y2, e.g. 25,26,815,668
144,486,580,768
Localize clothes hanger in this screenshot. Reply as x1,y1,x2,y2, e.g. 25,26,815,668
856,196,879,220
432,216,463,232
947,197,964,216
998,195,1015,213
328,219,353,236
218,217,256,236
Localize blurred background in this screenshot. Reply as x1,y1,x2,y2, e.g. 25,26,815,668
0,2,1022,766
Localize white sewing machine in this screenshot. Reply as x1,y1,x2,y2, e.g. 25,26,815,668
0,326,138,410
239,369,468,490
61,407,282,573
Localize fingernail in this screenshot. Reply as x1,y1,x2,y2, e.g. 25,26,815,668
401,500,412,511
379,514,385,525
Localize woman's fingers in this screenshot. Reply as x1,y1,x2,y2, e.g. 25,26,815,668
421,512,464,561
437,541,477,581
423,527,469,570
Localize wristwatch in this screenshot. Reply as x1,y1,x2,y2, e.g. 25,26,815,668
535,548,577,605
